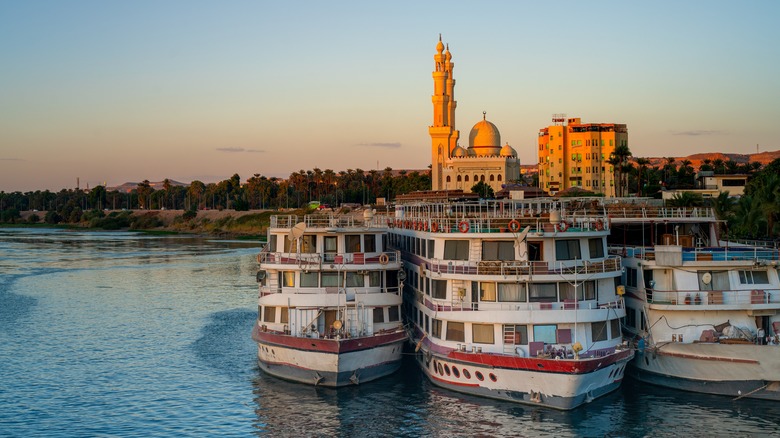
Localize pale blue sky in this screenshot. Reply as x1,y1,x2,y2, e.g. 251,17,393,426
2,1,778,191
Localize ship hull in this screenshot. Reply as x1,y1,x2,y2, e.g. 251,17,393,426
253,325,407,387
414,346,634,410
629,342,780,401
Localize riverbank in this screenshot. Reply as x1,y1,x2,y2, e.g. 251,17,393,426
16,209,275,238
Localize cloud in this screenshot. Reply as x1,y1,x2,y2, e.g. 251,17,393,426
356,142,402,148
670,130,725,136
216,147,265,153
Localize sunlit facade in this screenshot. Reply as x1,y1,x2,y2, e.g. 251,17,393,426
537,116,628,197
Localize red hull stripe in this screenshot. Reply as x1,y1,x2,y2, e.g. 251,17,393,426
444,349,633,374
657,350,760,364
253,328,407,354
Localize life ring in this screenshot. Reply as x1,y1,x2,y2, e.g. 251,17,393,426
431,222,439,233
556,222,569,232
458,221,469,233
379,253,389,265
387,219,393,228
508,219,521,233
594,219,604,231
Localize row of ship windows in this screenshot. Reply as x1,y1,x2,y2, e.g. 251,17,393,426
258,305,401,324
431,360,497,383
407,276,606,303
273,270,395,288
414,313,622,344
624,267,771,289
389,234,606,262
268,233,383,254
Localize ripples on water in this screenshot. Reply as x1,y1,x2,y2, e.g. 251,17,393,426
1,228,779,437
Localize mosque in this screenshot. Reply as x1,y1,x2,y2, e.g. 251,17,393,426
429,36,520,193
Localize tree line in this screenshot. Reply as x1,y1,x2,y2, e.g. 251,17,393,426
0,167,431,224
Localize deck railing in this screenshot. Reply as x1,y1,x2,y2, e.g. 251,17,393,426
610,245,780,262
604,206,716,220
257,250,400,266
259,285,402,296
425,255,622,277
646,288,780,306
425,298,624,312
270,214,388,229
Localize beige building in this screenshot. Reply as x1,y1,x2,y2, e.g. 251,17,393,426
429,36,520,194
537,116,628,197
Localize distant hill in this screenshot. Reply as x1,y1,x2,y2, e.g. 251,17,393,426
108,180,188,193
635,150,780,170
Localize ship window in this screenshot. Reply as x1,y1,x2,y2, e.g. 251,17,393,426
555,239,581,260
559,282,576,301
625,268,638,288
300,235,317,253
529,283,557,302
428,240,435,257
533,325,557,344
582,280,596,300
282,271,295,287
591,321,608,342
472,324,494,344
506,325,528,345
443,240,469,260
425,315,430,333
527,241,542,261
625,308,636,328
446,322,465,342
373,308,384,323
432,279,447,299
281,307,289,324
432,318,441,338
264,306,277,323
498,283,526,302
346,272,364,287
738,270,768,285
480,282,496,302
610,318,621,339
697,270,728,290
588,238,604,258
269,235,278,252
482,241,515,260
365,234,376,253
282,235,294,252
388,306,400,322
300,272,318,287
345,235,362,253
321,272,341,287
324,236,337,260
369,271,382,287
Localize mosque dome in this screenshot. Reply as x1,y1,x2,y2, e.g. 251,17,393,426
436,38,444,54
452,145,466,157
468,113,501,156
445,45,452,61
500,142,516,157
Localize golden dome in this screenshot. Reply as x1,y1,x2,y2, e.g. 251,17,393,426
452,145,466,157
436,35,444,53
445,44,451,61
468,113,501,156
500,142,516,157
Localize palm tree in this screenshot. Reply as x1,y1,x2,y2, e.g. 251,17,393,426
608,144,632,197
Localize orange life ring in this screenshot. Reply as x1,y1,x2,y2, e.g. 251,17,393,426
431,222,439,233
379,253,389,265
458,221,469,233
508,219,521,233
556,222,569,232
595,219,604,231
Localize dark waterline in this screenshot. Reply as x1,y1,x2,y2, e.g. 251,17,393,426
1,228,778,437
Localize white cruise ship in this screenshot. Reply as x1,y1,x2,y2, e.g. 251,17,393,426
252,211,407,387
388,198,633,409
607,199,780,400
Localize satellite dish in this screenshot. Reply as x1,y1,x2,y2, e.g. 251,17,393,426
291,222,306,239
517,226,531,242
701,272,712,285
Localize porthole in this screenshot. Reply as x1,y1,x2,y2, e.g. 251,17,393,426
475,371,484,381
463,369,471,379
489,373,497,382
452,367,460,378
438,363,444,375
444,364,451,376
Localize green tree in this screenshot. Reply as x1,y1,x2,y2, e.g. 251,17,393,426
471,181,494,198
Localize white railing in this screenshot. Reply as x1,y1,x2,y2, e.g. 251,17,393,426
647,289,780,306
425,256,622,277
610,245,780,262
271,214,388,229
260,286,402,296
425,299,623,312
257,250,400,266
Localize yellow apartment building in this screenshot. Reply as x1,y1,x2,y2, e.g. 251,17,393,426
537,115,628,197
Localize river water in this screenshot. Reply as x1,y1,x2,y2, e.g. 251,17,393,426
1,228,778,437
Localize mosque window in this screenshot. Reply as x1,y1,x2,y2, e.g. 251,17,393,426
497,175,502,182
446,176,451,183
465,175,470,182
480,175,485,182
457,175,462,182
489,175,495,182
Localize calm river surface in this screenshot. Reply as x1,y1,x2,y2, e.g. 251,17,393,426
1,228,779,437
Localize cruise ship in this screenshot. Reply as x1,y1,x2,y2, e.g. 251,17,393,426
607,199,780,400
388,198,634,409
252,211,407,387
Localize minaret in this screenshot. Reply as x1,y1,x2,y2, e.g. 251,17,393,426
429,35,459,191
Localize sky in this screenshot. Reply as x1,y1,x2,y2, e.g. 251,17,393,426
2,1,779,192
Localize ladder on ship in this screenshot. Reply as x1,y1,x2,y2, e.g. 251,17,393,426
503,325,516,354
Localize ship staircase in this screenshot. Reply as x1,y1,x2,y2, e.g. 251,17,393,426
503,324,517,354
